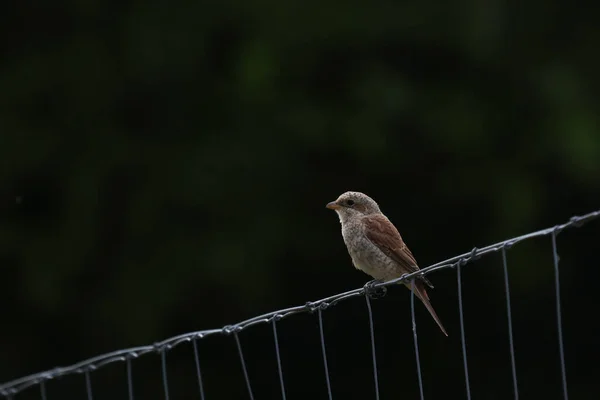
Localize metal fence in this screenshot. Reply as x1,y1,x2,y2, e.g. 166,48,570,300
1,210,599,400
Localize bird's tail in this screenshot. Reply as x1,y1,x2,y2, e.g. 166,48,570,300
405,280,448,336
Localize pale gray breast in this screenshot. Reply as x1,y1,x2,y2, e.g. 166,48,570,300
341,219,396,281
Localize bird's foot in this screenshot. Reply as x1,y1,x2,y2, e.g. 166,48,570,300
363,279,387,299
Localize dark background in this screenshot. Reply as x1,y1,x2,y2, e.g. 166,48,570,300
1,1,599,399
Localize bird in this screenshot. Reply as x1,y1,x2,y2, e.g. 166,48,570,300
326,191,448,336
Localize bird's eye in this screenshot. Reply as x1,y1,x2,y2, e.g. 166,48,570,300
345,199,355,206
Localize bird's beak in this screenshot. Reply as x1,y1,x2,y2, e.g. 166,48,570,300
326,201,341,210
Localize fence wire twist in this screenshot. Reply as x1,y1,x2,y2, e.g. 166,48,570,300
1,210,598,399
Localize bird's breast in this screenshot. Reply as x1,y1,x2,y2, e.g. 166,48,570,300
341,221,395,281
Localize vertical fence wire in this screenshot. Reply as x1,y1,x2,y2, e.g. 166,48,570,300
552,231,569,400
161,350,170,400
126,357,134,400
457,264,472,400
271,317,287,400
317,307,333,400
40,381,47,400
85,371,93,400
502,248,519,400
192,339,206,400
364,295,380,400
233,331,254,400
410,280,425,400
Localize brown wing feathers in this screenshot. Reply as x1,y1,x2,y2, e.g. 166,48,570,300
363,214,433,288
363,214,447,336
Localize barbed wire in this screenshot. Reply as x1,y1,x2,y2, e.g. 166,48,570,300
1,209,599,398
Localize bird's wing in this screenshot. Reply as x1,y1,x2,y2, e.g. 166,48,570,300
363,214,434,288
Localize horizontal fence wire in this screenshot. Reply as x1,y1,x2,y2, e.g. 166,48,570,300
1,209,598,398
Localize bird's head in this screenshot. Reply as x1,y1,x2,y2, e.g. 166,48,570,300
326,191,381,222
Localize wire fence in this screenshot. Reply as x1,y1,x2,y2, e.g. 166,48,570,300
1,209,599,399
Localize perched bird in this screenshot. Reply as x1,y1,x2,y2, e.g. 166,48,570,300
326,191,447,336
